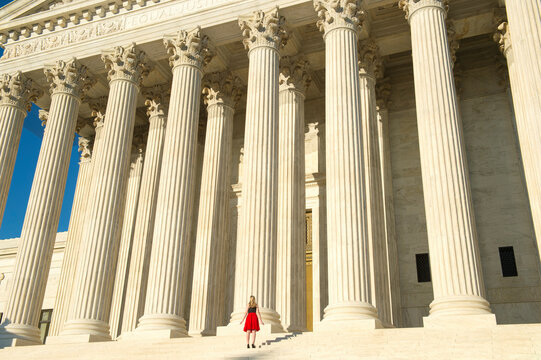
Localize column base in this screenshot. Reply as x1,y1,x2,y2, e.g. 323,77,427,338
129,314,188,340
0,324,42,348
322,301,379,321
429,295,493,317
55,318,112,343
46,333,111,345
423,313,497,329
216,323,284,337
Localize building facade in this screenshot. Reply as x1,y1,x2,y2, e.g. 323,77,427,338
0,0,540,350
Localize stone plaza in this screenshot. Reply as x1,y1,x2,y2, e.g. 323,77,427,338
0,0,540,358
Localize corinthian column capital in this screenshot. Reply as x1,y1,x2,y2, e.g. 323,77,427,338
142,83,171,119
164,27,214,70
314,0,364,35
376,79,392,110
0,71,42,111
44,58,95,98
398,0,448,21
203,71,243,108
239,7,288,51
279,56,311,93
87,96,107,129
493,21,512,58
78,136,93,162
102,43,151,86
358,39,384,79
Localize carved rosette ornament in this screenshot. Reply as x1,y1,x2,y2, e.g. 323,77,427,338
313,0,364,36
142,83,171,119
164,27,213,70
239,7,288,51
358,39,384,79
202,71,243,108
398,0,449,21
0,72,42,111
279,56,312,93
44,58,95,98
102,43,151,86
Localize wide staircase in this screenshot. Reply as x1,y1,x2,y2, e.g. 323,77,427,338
1,323,540,359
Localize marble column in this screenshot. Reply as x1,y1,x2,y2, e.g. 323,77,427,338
49,98,107,337
399,0,494,325
313,0,379,327
135,27,212,338
109,135,145,339
496,1,541,259
358,39,392,327
120,85,169,336
276,56,310,332
0,59,93,346
0,72,41,228
188,72,241,336
376,80,402,328
59,44,150,342
223,7,286,333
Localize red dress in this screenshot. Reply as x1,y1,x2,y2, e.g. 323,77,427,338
243,307,260,332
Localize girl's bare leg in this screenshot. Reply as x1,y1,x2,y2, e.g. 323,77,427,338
246,330,251,344
251,331,256,345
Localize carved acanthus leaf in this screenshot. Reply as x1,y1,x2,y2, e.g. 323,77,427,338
446,20,460,68
376,78,392,110
202,71,243,108
239,7,288,51
399,0,449,21
38,109,49,127
102,43,151,86
87,96,108,128
0,71,43,111
164,27,214,69
44,58,95,98
358,39,383,79
313,0,364,35
493,21,511,58
279,56,311,93
142,83,171,119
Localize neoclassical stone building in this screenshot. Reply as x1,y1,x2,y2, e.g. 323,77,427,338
0,0,540,355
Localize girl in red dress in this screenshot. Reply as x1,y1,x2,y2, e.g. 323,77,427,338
240,295,264,348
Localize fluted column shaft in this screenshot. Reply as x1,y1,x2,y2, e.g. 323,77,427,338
49,137,94,337
109,149,144,339
61,45,149,341
49,108,106,338
314,0,378,323
188,73,238,336
0,60,92,346
358,51,391,326
0,73,40,228
276,58,308,332
377,103,402,327
120,89,168,336
229,8,286,330
401,0,492,317
136,28,210,336
503,1,541,259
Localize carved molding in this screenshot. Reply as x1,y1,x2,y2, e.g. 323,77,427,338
313,0,364,35
0,71,42,111
398,0,449,21
358,39,384,79
142,83,171,119
279,56,311,93
44,58,95,98
239,7,287,51
164,27,213,70
203,71,243,108
102,43,151,86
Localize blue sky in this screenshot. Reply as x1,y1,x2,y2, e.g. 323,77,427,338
0,0,80,238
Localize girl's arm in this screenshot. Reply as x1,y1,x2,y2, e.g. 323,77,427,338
239,306,249,324
256,305,264,325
